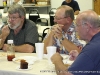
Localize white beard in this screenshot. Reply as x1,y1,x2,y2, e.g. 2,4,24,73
8,22,21,30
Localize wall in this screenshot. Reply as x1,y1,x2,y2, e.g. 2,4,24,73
51,0,63,8
51,0,93,12
0,0,3,6
77,0,93,12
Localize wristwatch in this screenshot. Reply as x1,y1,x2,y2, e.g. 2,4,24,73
59,36,65,43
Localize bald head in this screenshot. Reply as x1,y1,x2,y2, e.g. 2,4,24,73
75,10,100,41
76,10,100,28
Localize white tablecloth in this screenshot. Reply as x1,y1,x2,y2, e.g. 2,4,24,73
0,70,34,75
0,52,56,75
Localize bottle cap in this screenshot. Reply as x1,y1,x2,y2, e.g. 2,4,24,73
7,40,13,44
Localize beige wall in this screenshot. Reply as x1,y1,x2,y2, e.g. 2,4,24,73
77,0,93,12
0,0,3,6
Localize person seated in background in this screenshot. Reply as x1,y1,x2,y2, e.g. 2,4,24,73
51,10,100,75
0,4,39,53
43,5,82,54
13,0,22,5
61,0,80,15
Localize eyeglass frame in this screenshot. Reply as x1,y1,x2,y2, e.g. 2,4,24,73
54,16,67,20
7,16,21,20
75,22,87,27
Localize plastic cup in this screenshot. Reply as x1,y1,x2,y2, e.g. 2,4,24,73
47,46,56,64
35,43,44,60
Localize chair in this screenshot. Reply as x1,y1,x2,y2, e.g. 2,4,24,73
42,28,50,41
38,35,43,42
29,9,40,23
49,8,56,26
36,18,48,26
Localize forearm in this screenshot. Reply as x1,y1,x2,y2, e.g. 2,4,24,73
55,61,73,75
61,38,80,53
43,32,54,54
0,34,7,49
54,60,67,75
14,44,34,53
51,53,73,75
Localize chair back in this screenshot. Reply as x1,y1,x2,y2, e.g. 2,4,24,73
36,18,48,26
49,8,56,26
38,35,43,42
42,28,50,41
29,9,40,23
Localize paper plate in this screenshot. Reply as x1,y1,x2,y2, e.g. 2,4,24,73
16,66,33,71
13,56,38,65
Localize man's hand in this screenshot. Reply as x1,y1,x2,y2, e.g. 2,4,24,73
51,52,63,64
2,44,9,52
51,53,74,75
1,25,10,39
69,50,79,61
51,24,64,39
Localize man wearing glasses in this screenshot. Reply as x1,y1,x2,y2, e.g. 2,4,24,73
0,4,39,53
43,5,82,54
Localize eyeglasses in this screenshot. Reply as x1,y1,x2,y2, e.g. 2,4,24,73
7,16,20,20
75,22,87,28
75,23,81,27
54,16,67,20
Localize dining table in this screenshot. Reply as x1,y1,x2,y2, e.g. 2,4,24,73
0,51,73,75
0,51,56,75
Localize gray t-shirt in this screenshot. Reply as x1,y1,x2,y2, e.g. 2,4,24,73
5,19,39,52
